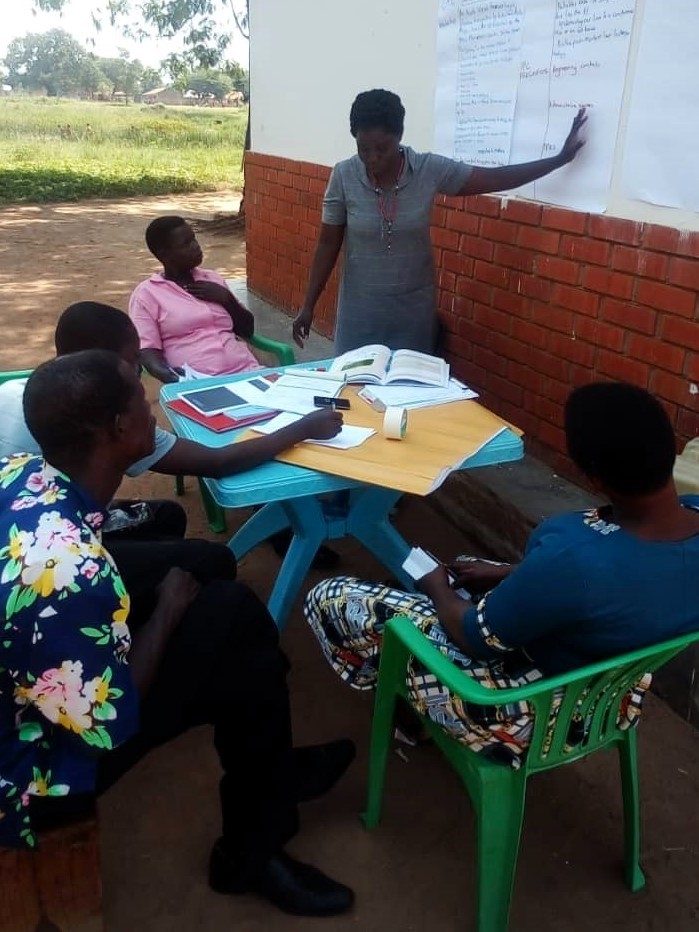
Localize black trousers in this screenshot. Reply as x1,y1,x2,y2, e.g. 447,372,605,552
32,581,299,868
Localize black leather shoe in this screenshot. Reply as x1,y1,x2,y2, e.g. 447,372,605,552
293,739,356,803
209,843,355,916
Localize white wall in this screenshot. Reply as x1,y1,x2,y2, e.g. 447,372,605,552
250,0,699,230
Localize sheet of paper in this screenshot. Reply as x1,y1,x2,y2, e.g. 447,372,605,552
434,0,637,212
252,413,376,449
359,381,478,410
621,0,699,210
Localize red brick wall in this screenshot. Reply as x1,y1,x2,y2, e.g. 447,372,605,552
246,151,699,476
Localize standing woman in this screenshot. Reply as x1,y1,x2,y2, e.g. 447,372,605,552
293,89,586,354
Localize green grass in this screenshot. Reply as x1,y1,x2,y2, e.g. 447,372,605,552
0,97,247,204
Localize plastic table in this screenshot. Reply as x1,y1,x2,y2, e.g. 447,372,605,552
161,363,524,628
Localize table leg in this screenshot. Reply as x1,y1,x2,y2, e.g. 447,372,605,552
228,502,291,560
345,488,414,589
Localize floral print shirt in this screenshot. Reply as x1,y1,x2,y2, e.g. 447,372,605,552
0,455,139,848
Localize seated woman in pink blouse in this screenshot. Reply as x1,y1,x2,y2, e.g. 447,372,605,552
129,215,260,383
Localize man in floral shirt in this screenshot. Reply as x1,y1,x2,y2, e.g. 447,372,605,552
0,350,354,917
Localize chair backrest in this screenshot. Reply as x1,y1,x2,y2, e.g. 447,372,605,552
0,369,32,386
522,635,699,774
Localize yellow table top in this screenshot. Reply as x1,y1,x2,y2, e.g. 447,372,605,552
241,387,523,496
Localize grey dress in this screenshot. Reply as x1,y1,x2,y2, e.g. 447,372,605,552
322,146,473,354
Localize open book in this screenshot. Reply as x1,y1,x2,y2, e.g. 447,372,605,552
328,345,449,387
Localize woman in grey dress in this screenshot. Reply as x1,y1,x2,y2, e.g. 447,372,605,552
293,89,586,354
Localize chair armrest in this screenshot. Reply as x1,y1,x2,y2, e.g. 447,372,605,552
0,369,32,385
248,333,296,366
385,615,699,706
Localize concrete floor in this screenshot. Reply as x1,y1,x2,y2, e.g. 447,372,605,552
98,291,699,930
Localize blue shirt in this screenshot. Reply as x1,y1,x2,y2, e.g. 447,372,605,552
0,455,139,848
463,498,699,675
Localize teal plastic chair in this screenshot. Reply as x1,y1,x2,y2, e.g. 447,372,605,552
174,332,296,533
363,615,699,931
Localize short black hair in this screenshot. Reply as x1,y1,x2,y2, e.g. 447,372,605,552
350,89,405,138
565,382,676,495
24,350,134,461
145,215,187,258
55,302,136,356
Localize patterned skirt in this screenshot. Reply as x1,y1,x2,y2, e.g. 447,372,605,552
304,576,649,769
303,576,543,767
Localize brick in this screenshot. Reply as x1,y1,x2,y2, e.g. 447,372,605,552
308,178,326,195
597,349,649,386
443,250,475,277
642,224,680,254
516,275,552,302
652,370,696,406
437,269,457,293
456,277,491,305
457,317,488,345
551,283,600,317
517,226,561,255
501,199,542,226
534,254,580,284
473,345,509,377
541,206,588,234
444,334,472,360
548,332,596,367
459,235,495,261
602,298,656,335
531,302,574,335
492,244,535,273
527,346,570,382
582,267,634,299
676,230,699,259
669,256,699,291
588,215,642,245
684,354,699,381
484,371,524,406
677,407,699,439
431,206,448,229
574,316,626,352
480,217,519,245
492,287,526,317
466,194,501,217
474,260,510,288
545,377,573,405
559,235,611,266
473,304,512,334
445,209,481,235
537,420,567,454
531,393,565,426
512,318,549,349
627,333,685,373
431,227,460,250
610,245,668,280
660,316,699,353
636,280,696,317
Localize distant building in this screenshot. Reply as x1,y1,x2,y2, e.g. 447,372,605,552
142,86,185,106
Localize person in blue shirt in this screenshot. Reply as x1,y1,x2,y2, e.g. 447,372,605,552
304,382,699,767
0,351,355,917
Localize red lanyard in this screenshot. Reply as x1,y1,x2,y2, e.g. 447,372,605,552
373,151,404,251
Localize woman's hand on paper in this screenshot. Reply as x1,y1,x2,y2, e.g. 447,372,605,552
447,559,512,592
296,408,344,440
557,107,587,165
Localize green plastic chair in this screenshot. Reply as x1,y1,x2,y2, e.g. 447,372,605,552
0,369,32,386
363,614,699,932
173,332,296,533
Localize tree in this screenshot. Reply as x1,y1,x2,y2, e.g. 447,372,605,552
98,53,144,101
140,66,162,93
5,29,85,96
187,68,233,101
79,55,112,98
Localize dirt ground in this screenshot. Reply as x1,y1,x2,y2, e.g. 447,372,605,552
3,192,699,931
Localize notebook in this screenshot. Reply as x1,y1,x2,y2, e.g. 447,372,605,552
166,399,277,433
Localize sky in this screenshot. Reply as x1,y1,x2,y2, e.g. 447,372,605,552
3,0,249,72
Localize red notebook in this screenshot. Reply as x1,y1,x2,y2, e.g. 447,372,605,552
166,399,277,433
